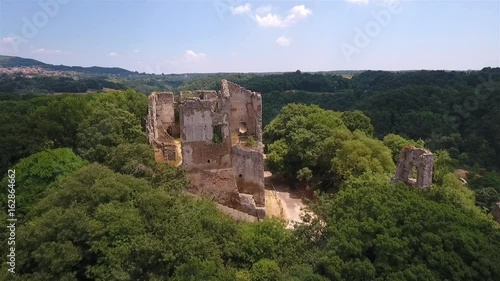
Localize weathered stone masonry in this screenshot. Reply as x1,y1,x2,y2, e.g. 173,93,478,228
392,146,434,188
146,92,180,162
147,80,266,218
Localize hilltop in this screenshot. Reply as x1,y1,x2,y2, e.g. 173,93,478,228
0,55,135,77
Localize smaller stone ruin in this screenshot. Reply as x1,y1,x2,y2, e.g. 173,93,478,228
391,146,434,188
492,202,500,223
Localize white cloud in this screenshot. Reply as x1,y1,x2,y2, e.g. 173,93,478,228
276,36,292,47
231,3,251,15
163,50,208,69
255,13,287,28
108,52,118,57
184,50,206,61
289,5,313,19
256,5,272,15
254,5,312,28
132,49,140,53
32,48,62,54
1,37,16,44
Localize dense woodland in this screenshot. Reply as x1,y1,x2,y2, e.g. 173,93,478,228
1,69,500,280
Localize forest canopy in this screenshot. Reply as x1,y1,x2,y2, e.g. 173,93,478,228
1,69,499,280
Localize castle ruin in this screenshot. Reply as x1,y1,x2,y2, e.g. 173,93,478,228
392,146,434,188
147,80,265,218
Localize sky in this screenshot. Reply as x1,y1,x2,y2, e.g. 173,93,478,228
0,0,499,73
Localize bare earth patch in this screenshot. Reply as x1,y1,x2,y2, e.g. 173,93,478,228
265,190,285,218
264,171,308,228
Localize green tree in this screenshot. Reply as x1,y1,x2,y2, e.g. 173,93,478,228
76,104,145,162
383,133,425,164
105,143,156,178
264,104,348,187
235,219,289,267
282,264,329,281
332,132,395,182
296,176,500,281
4,164,241,280
341,110,374,136
432,150,455,185
468,171,500,211
149,163,189,191
30,95,91,149
89,89,148,123
0,148,87,217
250,259,281,281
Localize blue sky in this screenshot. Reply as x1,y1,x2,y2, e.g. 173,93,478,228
0,0,499,73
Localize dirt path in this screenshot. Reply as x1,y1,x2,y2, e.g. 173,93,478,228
276,191,305,228
264,171,307,228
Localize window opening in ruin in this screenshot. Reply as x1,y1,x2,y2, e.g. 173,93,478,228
412,166,418,179
239,122,248,135
207,160,211,163
212,125,223,144
239,174,243,178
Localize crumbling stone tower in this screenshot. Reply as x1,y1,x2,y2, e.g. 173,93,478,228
147,80,265,218
392,146,434,188
492,202,500,223
146,92,180,162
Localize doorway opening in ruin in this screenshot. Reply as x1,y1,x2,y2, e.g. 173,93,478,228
212,125,223,144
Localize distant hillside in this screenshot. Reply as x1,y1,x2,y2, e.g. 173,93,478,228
0,55,135,76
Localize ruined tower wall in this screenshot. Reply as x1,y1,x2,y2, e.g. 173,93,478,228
157,93,175,125
147,92,178,142
392,146,434,188
492,202,500,223
180,100,217,142
180,98,232,170
232,145,265,207
146,94,158,144
222,80,263,142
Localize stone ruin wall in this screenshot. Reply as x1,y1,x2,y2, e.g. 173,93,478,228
147,92,178,142
392,146,500,224
232,144,266,218
392,146,434,188
147,92,180,163
180,96,232,170
232,145,265,207
147,80,266,218
222,80,263,142
492,202,500,224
